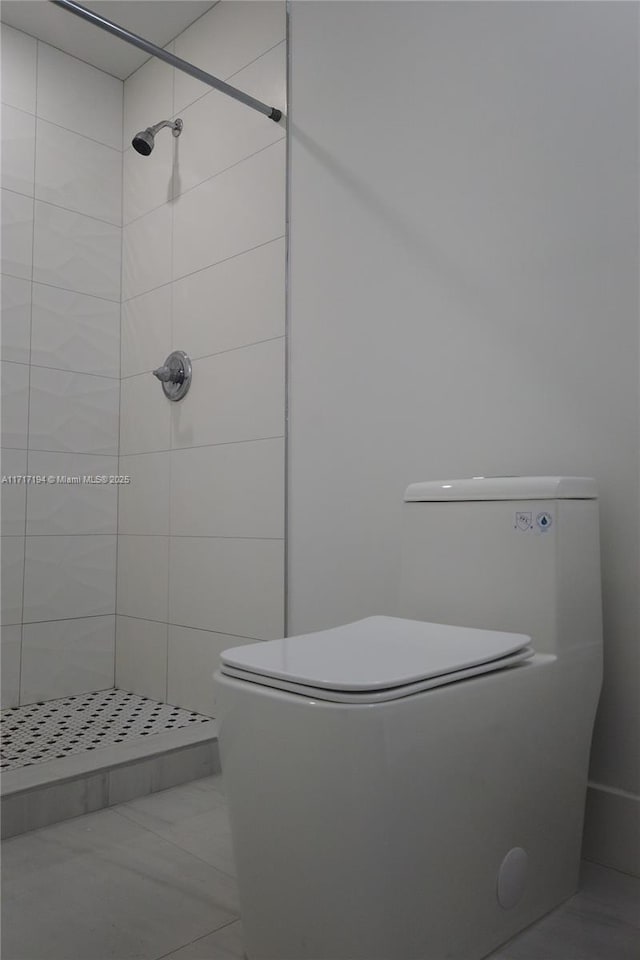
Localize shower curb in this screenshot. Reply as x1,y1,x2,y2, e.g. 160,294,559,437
1,720,219,839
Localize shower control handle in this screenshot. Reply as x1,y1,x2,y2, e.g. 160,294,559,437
152,364,174,383
152,351,192,401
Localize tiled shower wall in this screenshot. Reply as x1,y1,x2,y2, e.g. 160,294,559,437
116,2,286,716
1,26,122,707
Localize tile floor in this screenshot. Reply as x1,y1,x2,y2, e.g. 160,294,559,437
1,773,638,960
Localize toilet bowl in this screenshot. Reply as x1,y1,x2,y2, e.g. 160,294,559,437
214,477,602,960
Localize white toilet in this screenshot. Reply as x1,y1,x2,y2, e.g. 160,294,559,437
215,477,603,960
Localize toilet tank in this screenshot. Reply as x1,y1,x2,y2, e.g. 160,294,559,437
399,477,602,656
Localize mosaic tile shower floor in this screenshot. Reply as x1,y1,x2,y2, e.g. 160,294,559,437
0,690,211,771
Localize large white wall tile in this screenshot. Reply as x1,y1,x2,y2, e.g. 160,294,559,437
1,26,37,113
168,625,244,716
123,139,174,225
35,120,122,225
1,623,21,708
1,275,31,364
1,105,36,197
174,2,285,112
120,373,171,456
121,285,171,378
172,237,284,360
123,47,174,145
1,189,33,279
122,203,171,300
116,615,167,702
37,42,122,149
175,44,285,199
118,452,170,535
29,366,119,455
169,536,284,639
1,361,29,449
1,536,24,624
173,139,285,279
171,337,284,449
33,201,121,301
116,535,169,621
1,448,27,535
31,284,120,378
21,615,115,704
170,438,284,538
26,452,118,535
23,535,116,622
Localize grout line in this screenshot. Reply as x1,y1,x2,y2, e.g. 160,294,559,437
16,613,116,627
112,805,239,883
116,535,284,541
7,361,119,381
150,920,241,960
17,37,40,708
121,234,285,305
33,194,121,230
0,274,121,305
120,334,285,381
114,73,125,693
115,615,267,644
284,1,291,640
122,134,285,229
117,434,285,459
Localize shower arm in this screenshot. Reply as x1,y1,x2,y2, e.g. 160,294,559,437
50,0,283,122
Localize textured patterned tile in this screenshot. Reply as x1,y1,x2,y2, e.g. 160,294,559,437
0,25,37,113
168,537,284,639
1,624,21,709
35,120,121,225
174,0,285,112
22,534,116,622
116,616,168,702
123,45,173,145
20,616,115,704
31,283,120,378
28,366,119,455
1,188,33,279
1,360,29,448
1,535,25,625
170,338,285,450
175,44,285,199
120,284,171,378
172,237,285,361
121,203,171,301
33,201,121,301
1,275,31,364
0,689,211,771
36,42,122,150
1,449,27,535
26,452,118,535
172,139,285,280
1,104,36,197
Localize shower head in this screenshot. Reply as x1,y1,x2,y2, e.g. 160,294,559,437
132,118,183,156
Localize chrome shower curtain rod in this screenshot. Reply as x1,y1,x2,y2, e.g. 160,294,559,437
50,0,283,122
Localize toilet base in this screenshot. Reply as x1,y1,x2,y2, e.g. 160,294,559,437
217,649,600,960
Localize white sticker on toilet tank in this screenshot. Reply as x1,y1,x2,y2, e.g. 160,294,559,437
515,512,532,531
535,511,552,531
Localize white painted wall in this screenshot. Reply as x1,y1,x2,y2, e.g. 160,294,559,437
1,25,122,706
288,1,639,874
117,2,286,716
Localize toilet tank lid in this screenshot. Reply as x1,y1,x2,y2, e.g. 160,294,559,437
404,476,598,502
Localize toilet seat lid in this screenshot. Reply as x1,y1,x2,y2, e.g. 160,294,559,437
220,617,532,694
